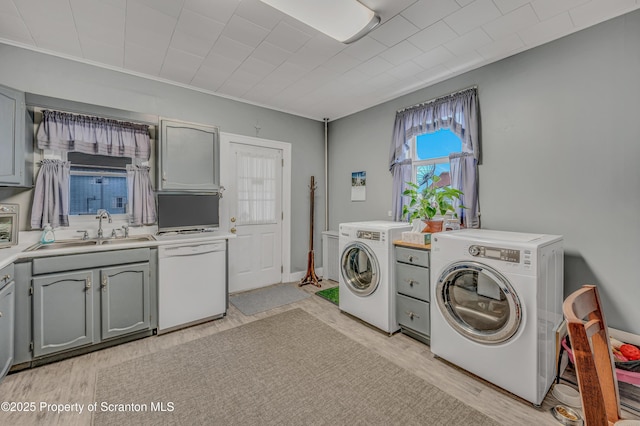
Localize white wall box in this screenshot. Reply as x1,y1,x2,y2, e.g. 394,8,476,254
158,119,220,191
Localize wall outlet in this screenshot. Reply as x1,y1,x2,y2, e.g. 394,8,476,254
387,210,392,217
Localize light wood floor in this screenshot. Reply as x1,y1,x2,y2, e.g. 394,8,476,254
1,281,638,425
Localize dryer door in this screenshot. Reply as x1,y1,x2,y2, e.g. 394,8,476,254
340,242,379,297
435,261,521,344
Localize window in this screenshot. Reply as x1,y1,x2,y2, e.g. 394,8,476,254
68,152,131,216
412,129,462,191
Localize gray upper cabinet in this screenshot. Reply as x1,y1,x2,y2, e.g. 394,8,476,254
158,119,220,191
32,270,95,357
0,84,32,187
100,263,150,340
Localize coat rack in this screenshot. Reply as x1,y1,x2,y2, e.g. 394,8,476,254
299,176,322,287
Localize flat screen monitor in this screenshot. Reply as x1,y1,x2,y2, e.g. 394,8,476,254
157,192,219,233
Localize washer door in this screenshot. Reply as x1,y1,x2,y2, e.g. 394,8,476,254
340,242,379,296
435,261,521,344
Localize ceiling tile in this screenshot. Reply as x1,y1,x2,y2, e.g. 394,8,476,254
176,9,225,41
236,56,277,78
221,15,269,48
343,36,387,61
456,0,475,6
210,36,254,62
412,46,455,68
160,47,203,84
124,42,164,76
444,0,502,35
36,29,83,57
360,0,417,22
415,64,452,84
183,0,240,23
128,0,184,18
322,52,361,74
355,56,395,77
570,0,637,28
443,50,484,72
363,72,399,89
482,5,539,41
190,63,231,92
386,61,425,80
80,36,124,67
492,0,530,14
125,2,176,47
251,41,291,67
0,0,20,15
477,33,524,59
401,0,461,29
379,40,423,65
170,30,216,58
444,28,492,56
201,52,241,74
518,12,574,46
530,0,589,21
234,0,283,30
369,15,420,47
0,13,35,45
271,61,309,83
408,21,458,52
264,21,312,53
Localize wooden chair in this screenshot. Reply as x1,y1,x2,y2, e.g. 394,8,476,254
563,285,640,425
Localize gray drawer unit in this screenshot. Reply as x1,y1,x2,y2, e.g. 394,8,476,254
396,262,430,301
397,294,430,338
32,248,150,275
395,246,429,267
0,264,14,290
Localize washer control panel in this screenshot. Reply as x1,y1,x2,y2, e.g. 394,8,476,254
468,245,520,263
357,230,381,241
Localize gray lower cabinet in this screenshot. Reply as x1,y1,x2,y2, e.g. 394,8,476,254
13,248,156,367
0,264,15,382
395,245,431,345
33,270,94,357
100,263,150,340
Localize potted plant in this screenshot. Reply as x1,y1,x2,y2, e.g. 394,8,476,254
402,175,464,232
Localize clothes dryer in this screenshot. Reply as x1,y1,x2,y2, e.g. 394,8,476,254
339,221,411,334
430,229,563,405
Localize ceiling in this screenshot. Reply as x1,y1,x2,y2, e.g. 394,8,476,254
1,0,638,121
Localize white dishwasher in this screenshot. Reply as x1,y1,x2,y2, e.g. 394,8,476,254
158,240,227,333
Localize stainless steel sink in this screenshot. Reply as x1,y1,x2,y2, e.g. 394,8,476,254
25,235,156,251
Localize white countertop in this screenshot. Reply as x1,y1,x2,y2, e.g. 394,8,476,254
0,228,235,270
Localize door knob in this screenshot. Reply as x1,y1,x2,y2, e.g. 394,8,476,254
231,217,236,222
230,227,237,234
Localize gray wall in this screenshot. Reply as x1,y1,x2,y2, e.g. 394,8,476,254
329,10,640,334
0,44,325,273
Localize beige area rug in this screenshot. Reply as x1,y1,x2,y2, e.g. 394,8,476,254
93,309,498,426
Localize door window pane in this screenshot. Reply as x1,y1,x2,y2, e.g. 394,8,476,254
235,151,279,225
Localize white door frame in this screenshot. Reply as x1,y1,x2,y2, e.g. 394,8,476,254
220,132,292,282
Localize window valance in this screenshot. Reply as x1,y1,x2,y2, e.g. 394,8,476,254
37,109,151,160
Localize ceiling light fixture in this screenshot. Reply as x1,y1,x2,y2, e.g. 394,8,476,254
260,0,380,44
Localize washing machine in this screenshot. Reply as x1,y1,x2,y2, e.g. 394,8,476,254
339,221,411,334
430,229,563,405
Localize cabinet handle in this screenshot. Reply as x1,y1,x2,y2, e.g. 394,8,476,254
101,276,107,291
86,277,91,289
1,274,10,283
0,311,3,318
407,279,418,287
162,171,167,182
408,256,414,262
405,311,420,320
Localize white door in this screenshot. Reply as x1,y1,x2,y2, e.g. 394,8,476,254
221,134,289,293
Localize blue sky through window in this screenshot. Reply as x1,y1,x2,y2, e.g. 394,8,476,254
416,129,461,160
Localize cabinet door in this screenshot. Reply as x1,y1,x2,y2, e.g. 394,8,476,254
33,271,94,357
0,281,15,382
100,263,150,340
159,119,219,191
0,84,25,185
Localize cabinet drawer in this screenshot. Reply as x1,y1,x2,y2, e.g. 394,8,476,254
395,247,429,267
395,262,429,301
33,248,150,275
396,294,430,337
0,264,14,290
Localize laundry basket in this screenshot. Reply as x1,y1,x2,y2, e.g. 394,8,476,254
561,336,640,386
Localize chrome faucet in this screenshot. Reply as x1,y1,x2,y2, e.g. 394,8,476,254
96,209,112,238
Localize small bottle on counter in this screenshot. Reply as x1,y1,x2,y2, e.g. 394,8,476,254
41,223,55,244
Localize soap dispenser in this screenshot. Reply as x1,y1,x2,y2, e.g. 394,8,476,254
41,223,55,244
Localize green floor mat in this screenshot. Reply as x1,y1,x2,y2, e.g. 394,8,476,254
316,286,339,305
